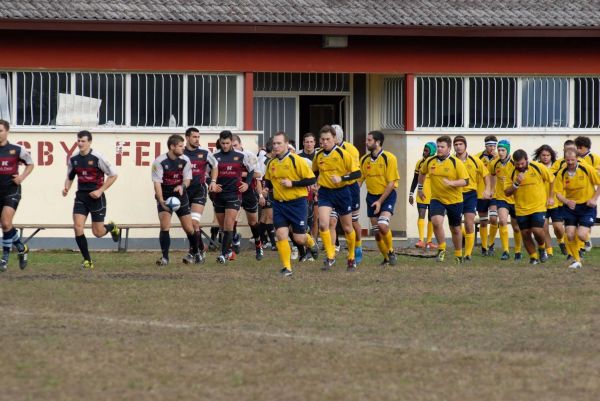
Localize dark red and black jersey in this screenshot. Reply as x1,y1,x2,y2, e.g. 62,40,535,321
298,150,316,162
213,149,253,194
184,146,218,187
152,153,193,191
67,149,117,192
0,142,33,191
239,149,259,189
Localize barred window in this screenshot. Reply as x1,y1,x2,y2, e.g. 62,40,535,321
16,72,70,126
380,77,405,130
254,97,296,145
574,77,600,128
188,74,237,127
254,72,349,92
0,72,10,121
521,77,569,128
417,77,463,128
74,73,125,126
131,74,184,127
469,77,517,128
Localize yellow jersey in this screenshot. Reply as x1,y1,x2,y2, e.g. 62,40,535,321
475,151,498,198
551,157,587,174
581,151,600,171
313,146,360,189
339,141,361,185
508,161,552,216
489,157,515,204
419,155,469,205
554,162,600,204
359,150,399,195
540,162,562,208
414,158,432,205
264,152,315,201
458,153,489,195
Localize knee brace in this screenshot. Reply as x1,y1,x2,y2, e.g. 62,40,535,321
352,213,360,222
329,210,338,220
378,216,390,226
191,212,202,223
371,224,380,233
488,210,498,218
478,216,489,223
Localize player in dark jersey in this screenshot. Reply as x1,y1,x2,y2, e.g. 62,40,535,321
184,127,218,264
258,139,277,250
62,130,120,269
211,130,255,264
152,134,200,266
0,120,34,272
231,134,263,260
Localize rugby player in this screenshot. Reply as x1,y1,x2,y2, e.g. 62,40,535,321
409,142,436,249
475,135,499,255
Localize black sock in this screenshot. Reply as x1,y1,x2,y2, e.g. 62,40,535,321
233,221,238,235
210,226,219,241
2,229,14,260
103,223,114,236
266,224,276,245
221,231,232,256
292,237,306,258
259,222,268,244
159,230,170,260
75,234,91,261
186,232,199,254
335,236,340,247
250,223,261,245
196,230,204,253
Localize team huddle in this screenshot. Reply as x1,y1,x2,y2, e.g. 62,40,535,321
0,116,598,275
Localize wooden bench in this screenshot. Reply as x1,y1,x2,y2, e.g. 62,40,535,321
15,223,223,252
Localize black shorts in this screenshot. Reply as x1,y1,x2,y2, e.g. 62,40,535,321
187,184,208,206
74,191,107,222
156,192,191,217
261,193,273,209
0,187,21,210
242,189,259,213
213,192,241,213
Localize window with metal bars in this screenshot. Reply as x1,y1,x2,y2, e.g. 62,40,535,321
16,72,70,126
574,77,600,128
254,72,350,92
74,73,125,126
0,72,10,121
521,77,569,128
417,77,464,128
187,74,237,127
131,73,184,127
469,77,517,128
253,97,296,145
380,77,405,130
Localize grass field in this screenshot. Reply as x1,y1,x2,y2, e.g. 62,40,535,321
1,246,600,401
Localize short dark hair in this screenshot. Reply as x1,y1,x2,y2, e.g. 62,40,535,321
564,139,575,147
232,134,242,144
533,144,556,163
273,131,289,143
219,130,233,141
303,132,316,141
453,135,467,146
368,130,385,146
0,119,9,131
574,136,591,149
512,149,528,162
167,134,184,148
436,135,452,147
265,138,274,153
77,130,92,141
319,125,336,136
484,135,498,143
185,127,199,137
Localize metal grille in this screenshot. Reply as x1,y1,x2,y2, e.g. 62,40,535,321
16,71,70,125
254,97,296,145
0,72,10,121
574,77,600,128
254,72,349,92
187,74,237,127
74,73,125,126
380,77,405,130
469,77,517,128
417,77,463,128
131,73,183,127
522,77,569,128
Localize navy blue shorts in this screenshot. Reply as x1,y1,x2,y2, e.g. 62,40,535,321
186,184,207,206
213,192,241,213
463,190,477,214
366,191,397,218
273,197,309,234
546,207,564,223
496,199,516,219
429,199,463,227
349,182,361,212
156,191,191,218
477,198,497,213
417,202,429,210
563,204,597,228
318,186,352,216
517,212,546,230
74,191,107,222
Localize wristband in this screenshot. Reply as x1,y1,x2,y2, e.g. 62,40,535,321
417,184,424,190
512,182,520,189
409,192,414,197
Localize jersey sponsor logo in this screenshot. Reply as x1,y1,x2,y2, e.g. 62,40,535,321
199,154,204,159
88,160,94,165
178,164,183,169
233,157,239,161
9,149,15,155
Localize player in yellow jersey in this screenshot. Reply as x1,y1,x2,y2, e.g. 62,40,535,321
533,144,567,257
418,135,469,263
489,139,523,261
504,150,553,265
359,131,400,266
553,148,600,269
264,132,319,277
574,136,599,252
313,125,361,272
330,124,364,264
453,135,492,261
475,135,499,256
409,142,437,249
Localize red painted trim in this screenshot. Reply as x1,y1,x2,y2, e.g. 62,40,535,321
405,74,415,132
244,72,254,130
2,19,600,38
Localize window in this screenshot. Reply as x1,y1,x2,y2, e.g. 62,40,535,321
469,77,517,128
188,74,237,127
417,77,463,128
574,77,600,128
0,72,10,121
74,73,125,126
380,77,405,130
16,72,70,126
521,77,569,128
254,72,350,92
254,97,296,145
131,74,184,127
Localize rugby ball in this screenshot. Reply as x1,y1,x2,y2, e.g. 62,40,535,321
165,196,181,212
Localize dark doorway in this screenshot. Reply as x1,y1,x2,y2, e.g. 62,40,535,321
299,95,346,150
